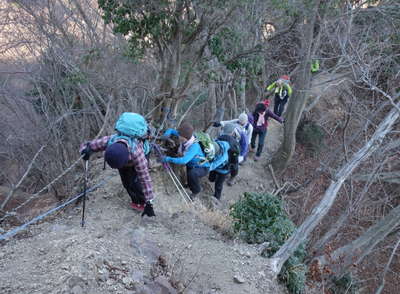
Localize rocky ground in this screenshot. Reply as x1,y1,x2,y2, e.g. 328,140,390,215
0,122,286,294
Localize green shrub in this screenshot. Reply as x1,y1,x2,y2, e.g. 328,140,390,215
329,273,360,294
296,120,325,154
280,255,307,294
230,192,307,294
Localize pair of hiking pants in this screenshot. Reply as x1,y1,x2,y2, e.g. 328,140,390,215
187,166,208,195
251,128,267,157
118,166,146,204
274,94,288,117
208,171,228,200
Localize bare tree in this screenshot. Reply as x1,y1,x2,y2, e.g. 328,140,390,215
267,99,399,275
271,0,321,172
315,204,400,279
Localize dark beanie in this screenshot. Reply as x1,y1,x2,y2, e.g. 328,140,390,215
104,142,129,169
255,102,267,113
177,122,194,140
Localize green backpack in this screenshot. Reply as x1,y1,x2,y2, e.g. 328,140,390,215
195,132,220,162
108,112,150,155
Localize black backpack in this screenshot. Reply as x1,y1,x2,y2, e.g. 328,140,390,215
217,134,240,167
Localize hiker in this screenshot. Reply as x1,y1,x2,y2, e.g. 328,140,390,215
311,60,320,73
266,75,293,117
209,123,240,197
80,113,155,217
250,101,283,161
213,112,253,163
161,122,209,199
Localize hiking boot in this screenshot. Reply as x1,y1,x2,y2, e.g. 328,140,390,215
211,197,222,209
227,178,234,186
254,155,260,162
189,193,199,201
130,202,145,212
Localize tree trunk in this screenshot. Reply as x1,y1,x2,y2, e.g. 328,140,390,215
267,101,400,275
153,35,182,126
311,158,386,256
316,205,400,278
374,234,400,294
205,80,218,134
271,0,321,172
239,68,246,112
230,84,238,118
311,209,350,257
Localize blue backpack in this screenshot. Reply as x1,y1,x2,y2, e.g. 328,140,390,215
209,140,230,172
107,112,151,155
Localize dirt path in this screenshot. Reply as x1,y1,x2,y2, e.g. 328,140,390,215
0,123,285,294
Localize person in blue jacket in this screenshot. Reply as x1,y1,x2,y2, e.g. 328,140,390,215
209,123,239,200
162,122,210,199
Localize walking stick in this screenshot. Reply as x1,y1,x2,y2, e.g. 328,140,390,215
81,160,88,227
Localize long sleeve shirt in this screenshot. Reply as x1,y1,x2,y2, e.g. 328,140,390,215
251,109,283,131
163,129,210,168
80,136,154,202
267,82,293,99
221,118,253,145
244,123,253,145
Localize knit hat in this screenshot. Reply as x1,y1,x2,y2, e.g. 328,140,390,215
262,99,270,107
280,75,290,81
221,123,237,135
104,142,129,169
238,113,248,125
255,102,267,113
177,121,194,140
277,75,290,84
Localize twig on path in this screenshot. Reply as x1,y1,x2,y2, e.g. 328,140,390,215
268,164,280,190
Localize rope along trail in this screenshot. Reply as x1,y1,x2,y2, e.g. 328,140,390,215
0,176,110,241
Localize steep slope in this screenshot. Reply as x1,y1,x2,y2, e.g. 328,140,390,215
0,123,285,294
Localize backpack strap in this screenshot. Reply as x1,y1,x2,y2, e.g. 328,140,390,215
108,133,137,153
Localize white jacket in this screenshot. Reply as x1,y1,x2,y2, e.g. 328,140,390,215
221,119,253,145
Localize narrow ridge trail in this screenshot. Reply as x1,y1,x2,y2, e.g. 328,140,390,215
0,123,286,294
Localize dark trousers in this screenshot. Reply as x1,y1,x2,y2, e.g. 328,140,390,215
230,163,239,179
118,166,145,204
187,166,208,194
274,94,288,117
251,128,267,156
209,171,228,200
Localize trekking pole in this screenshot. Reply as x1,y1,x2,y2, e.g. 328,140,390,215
81,160,88,227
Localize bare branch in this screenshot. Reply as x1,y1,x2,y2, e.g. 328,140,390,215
0,145,46,210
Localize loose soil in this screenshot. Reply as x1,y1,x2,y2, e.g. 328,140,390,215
0,123,287,294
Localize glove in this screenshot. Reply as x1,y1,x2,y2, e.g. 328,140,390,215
212,122,222,127
80,143,92,161
142,201,155,217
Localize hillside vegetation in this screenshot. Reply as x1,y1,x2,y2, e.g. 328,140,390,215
1,1,399,293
